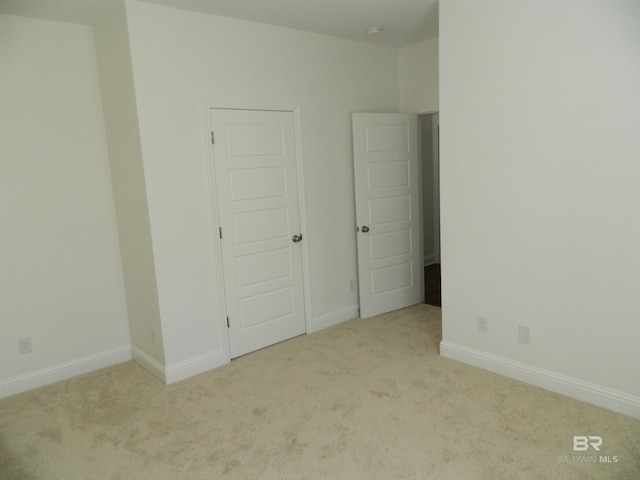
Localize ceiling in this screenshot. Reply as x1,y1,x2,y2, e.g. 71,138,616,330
0,0,438,48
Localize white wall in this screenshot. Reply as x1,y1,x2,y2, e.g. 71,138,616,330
124,1,399,370
0,14,130,395
439,1,640,418
399,38,439,263
94,4,166,371
399,38,439,112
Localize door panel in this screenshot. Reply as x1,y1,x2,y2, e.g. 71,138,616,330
238,287,294,328
369,195,411,225
235,248,291,287
365,124,410,152
367,161,410,188
229,168,286,201
232,208,288,244
371,263,413,294
225,124,284,156
370,229,411,260
353,113,422,318
211,108,306,358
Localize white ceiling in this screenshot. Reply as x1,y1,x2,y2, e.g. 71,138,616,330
0,0,438,48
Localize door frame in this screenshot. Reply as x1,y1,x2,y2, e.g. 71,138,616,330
202,99,313,360
353,105,440,313
416,106,439,304
431,112,440,264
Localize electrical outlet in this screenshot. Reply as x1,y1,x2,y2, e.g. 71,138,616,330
518,326,531,345
18,337,32,354
477,315,488,333
349,278,356,292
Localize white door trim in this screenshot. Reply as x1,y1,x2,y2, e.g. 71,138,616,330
201,99,313,361
431,113,440,264
410,103,439,115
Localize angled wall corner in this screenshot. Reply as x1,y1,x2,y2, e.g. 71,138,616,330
94,2,166,370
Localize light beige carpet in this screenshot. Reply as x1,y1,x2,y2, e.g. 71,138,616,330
1,304,639,479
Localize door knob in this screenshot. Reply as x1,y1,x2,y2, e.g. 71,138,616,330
292,234,303,243
361,226,370,233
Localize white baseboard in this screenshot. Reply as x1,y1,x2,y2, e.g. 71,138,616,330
311,305,360,333
440,341,640,420
424,254,436,266
132,346,229,385
164,349,228,384
131,346,166,383
0,345,132,399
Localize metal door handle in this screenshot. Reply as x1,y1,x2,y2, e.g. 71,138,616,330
361,226,370,233
292,234,303,243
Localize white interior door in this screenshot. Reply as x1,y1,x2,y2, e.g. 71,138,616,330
210,108,306,358
352,113,422,318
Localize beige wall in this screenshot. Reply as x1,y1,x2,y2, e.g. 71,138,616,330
0,2,406,391
124,1,400,369
6,0,637,420
94,4,166,369
399,38,439,112
440,0,640,417
0,14,130,392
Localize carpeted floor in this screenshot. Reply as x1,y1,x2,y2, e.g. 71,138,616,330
1,304,639,479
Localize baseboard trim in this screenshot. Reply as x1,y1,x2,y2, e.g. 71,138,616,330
0,345,131,399
423,254,436,266
311,305,360,333
164,349,228,384
132,346,229,385
440,341,640,420
131,346,166,383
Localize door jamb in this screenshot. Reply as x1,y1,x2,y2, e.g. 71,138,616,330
415,106,439,305
201,99,313,361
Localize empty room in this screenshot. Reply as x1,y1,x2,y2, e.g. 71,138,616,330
1,0,639,478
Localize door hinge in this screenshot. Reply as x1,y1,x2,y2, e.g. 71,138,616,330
211,131,215,144
219,227,223,239
226,316,230,328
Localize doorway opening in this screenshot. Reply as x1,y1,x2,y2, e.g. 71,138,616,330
419,113,440,307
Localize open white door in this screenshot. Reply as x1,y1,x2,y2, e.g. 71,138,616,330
353,113,422,318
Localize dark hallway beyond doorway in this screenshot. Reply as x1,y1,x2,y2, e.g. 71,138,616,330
424,264,441,307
